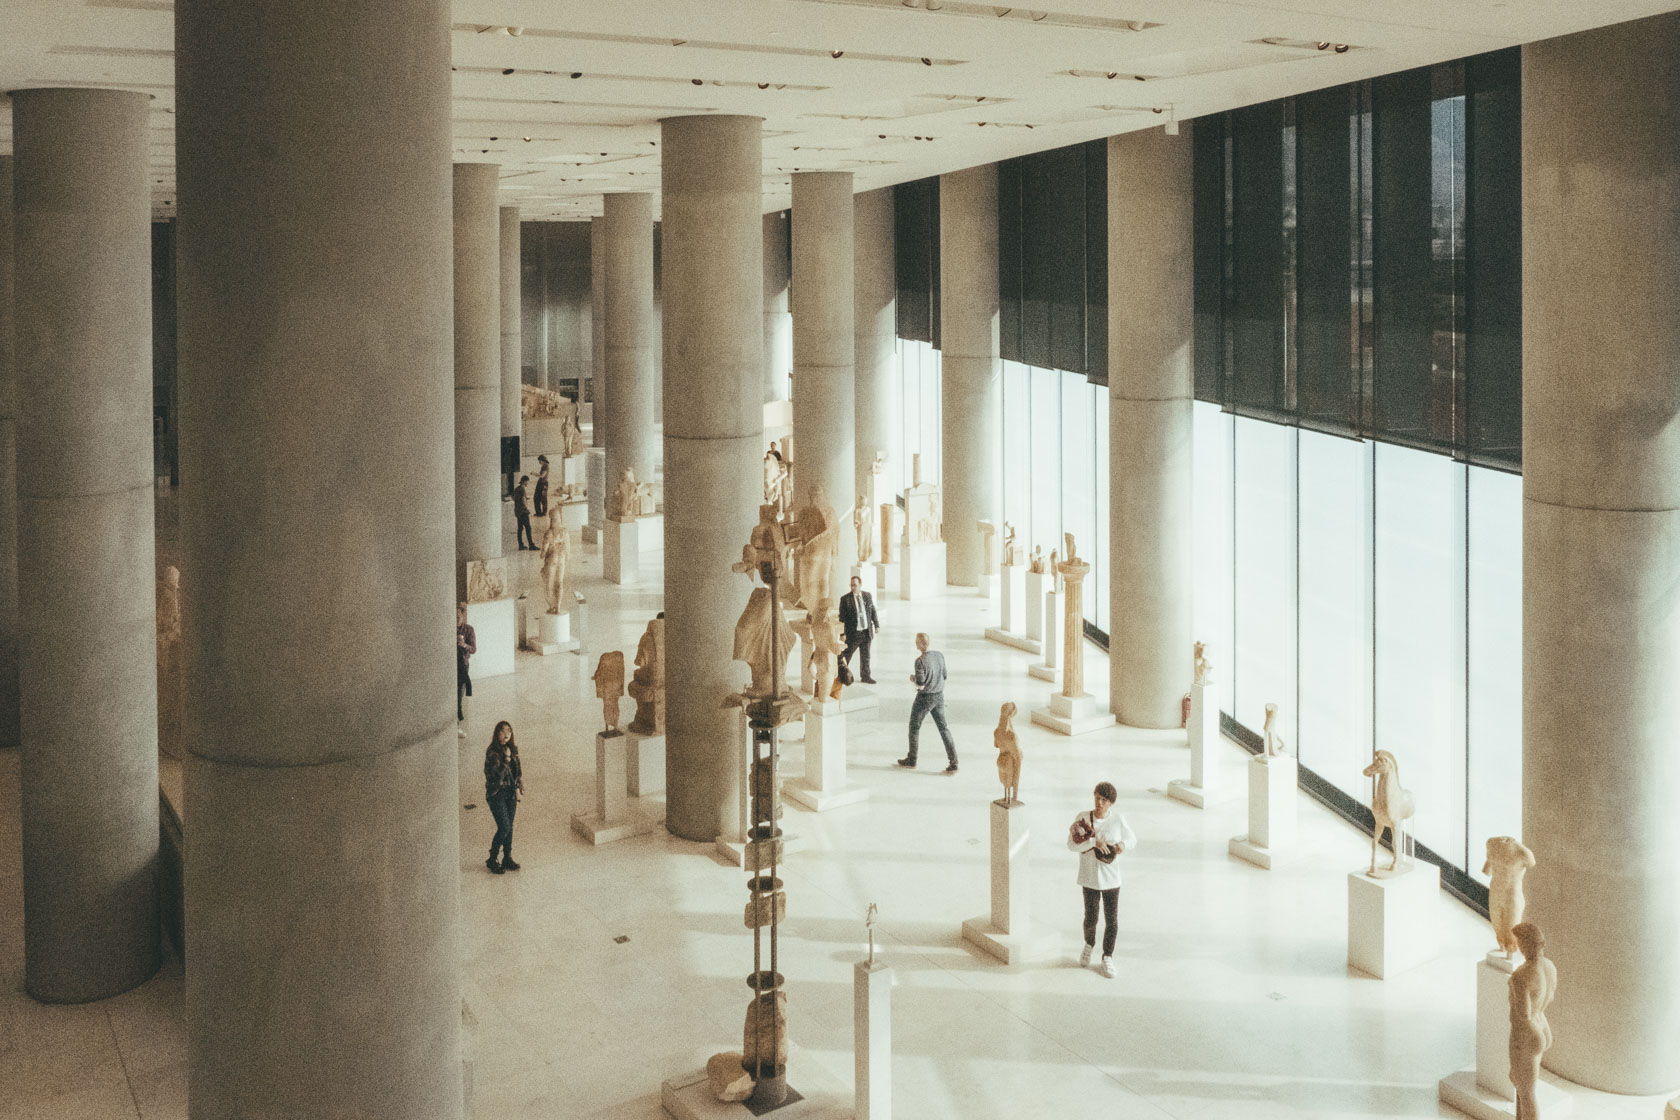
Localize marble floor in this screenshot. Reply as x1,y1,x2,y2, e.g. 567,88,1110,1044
1,513,1673,1120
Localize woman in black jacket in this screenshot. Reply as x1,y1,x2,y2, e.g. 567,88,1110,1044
484,721,524,873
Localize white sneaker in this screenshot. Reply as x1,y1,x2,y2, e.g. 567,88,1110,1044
1099,957,1116,979
1078,944,1093,968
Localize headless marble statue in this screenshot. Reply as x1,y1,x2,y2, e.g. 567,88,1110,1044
1484,836,1536,959
592,651,625,732
539,512,569,614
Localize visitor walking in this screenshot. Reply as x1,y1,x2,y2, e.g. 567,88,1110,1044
1067,781,1136,978
484,721,524,873
897,632,958,773
457,601,476,731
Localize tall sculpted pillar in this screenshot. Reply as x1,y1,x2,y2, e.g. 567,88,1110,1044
176,0,463,1114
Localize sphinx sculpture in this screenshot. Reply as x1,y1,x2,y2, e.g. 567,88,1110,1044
1362,749,1416,876
1507,922,1556,1120
1484,836,1536,959
592,651,625,733
994,701,1022,805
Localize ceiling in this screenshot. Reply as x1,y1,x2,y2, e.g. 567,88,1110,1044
1,0,1675,221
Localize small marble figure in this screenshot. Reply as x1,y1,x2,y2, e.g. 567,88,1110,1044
592,650,625,732
1484,836,1537,959
994,701,1022,804
865,902,879,965
609,467,646,522
1362,749,1416,876
1028,545,1045,575
1261,702,1288,757
559,402,584,458
809,598,846,701
1507,922,1556,1120
538,513,570,614
1001,521,1021,567
627,615,665,735
1193,641,1213,687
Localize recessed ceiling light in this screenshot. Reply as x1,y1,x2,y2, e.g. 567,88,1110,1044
570,72,582,79
831,50,844,58
691,77,703,85
920,57,931,65
502,68,515,75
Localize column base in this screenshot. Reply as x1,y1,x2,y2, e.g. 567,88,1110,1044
1030,692,1109,736
464,597,516,678
984,627,1042,656
662,1049,850,1120
525,610,580,655
1227,834,1294,870
960,917,1058,965
1166,778,1240,809
1437,1070,1572,1120
582,524,600,544
570,809,653,846
626,731,666,797
1027,662,1058,683
1347,863,1440,978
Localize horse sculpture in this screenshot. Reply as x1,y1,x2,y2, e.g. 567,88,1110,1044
1362,750,1416,875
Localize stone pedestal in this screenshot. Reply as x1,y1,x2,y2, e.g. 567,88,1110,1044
1437,1074,1571,1120
898,540,946,601
571,731,652,845
1029,691,1109,737
961,800,1056,964
985,565,1041,654
1347,863,1440,979
662,1044,852,1120
526,610,579,656
1168,679,1232,808
464,598,516,678
838,685,879,714
1028,589,1061,683
976,572,997,600
604,518,640,585
785,700,868,812
558,496,588,533
1228,754,1297,869
626,732,666,797
1024,570,1046,643
584,447,605,543
855,959,892,1120
851,562,877,598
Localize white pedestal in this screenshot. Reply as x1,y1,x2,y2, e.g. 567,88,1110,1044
786,700,868,812
1024,571,1046,643
662,1044,852,1120
855,960,892,1120
851,562,877,598
838,684,879,714
634,512,664,554
626,732,666,797
1438,954,1574,1119
559,497,588,533
526,610,580,655
1029,691,1110,737
604,517,640,585
976,571,997,600
1028,589,1060,683
1347,862,1440,978
1228,754,1297,868
898,540,946,601
962,800,1057,964
571,731,652,845
1438,1072,1572,1120
463,597,516,679
1168,680,1233,808
998,565,1025,632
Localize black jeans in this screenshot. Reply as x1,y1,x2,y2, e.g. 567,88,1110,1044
906,690,956,766
1082,886,1119,958
515,512,535,550
487,789,517,861
840,631,873,683
457,652,472,720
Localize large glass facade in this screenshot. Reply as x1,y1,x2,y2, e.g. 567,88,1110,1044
892,338,943,494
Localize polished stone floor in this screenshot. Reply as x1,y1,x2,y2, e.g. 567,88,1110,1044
0,509,1671,1120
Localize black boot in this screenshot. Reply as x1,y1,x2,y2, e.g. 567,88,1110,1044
501,853,521,871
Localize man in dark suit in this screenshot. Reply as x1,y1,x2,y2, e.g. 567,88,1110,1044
837,574,879,685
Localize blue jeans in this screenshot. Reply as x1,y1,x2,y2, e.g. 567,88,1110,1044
906,691,956,766
487,789,517,861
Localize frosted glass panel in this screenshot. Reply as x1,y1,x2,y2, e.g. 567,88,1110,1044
1029,366,1060,554
1093,383,1111,634
1192,402,1234,715
1233,417,1297,744
1061,379,1097,624
1296,431,1372,798
1467,465,1521,879
1001,362,1032,538
1374,443,1467,865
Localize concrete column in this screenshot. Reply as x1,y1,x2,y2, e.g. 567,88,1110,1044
11,88,159,1003
853,187,896,495
791,172,855,563
939,165,1001,587
0,156,18,750
603,192,658,493
500,206,522,454
661,115,763,842
590,215,606,445
175,1,462,1115
1522,11,1680,1095
454,163,502,575
763,210,791,404
1108,128,1194,728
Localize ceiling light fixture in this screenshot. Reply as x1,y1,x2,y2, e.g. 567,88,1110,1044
1316,41,1331,50
1105,71,1118,79
994,7,1012,15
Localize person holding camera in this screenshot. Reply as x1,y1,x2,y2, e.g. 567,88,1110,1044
1067,780,1136,978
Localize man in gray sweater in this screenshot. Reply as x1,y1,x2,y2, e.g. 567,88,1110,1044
898,632,958,773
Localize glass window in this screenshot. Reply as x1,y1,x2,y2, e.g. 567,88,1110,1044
1060,377,1097,624
1028,365,1061,555
1233,417,1297,744
1466,464,1521,877
1193,402,1235,714
1093,381,1111,634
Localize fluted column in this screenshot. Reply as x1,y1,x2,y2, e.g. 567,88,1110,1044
763,210,791,404
603,192,658,495
791,171,855,566
853,186,896,495
662,115,763,842
500,206,522,465
11,88,160,1003
1522,11,1680,1095
176,0,462,1114
454,163,501,577
1108,128,1194,728
0,155,18,751
938,166,1000,586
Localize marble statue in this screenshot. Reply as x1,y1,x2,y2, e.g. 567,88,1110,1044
1362,749,1416,876
559,403,584,458
1193,641,1213,687
465,557,507,604
904,453,942,545
706,1051,753,1102
1001,521,1021,567
977,520,997,576
994,701,1021,805
793,599,845,701
1058,537,1092,699
156,565,183,760
1507,922,1556,1120
520,382,571,419
732,505,797,698
592,650,625,732
626,616,666,735
854,495,873,564
609,467,650,522
1261,702,1288,757
1048,548,1059,592
1028,545,1045,575
538,513,570,614
742,990,789,1074
786,487,838,611
1484,836,1536,958
865,902,879,965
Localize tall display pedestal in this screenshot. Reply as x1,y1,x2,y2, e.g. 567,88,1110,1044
1030,691,1109,737
1438,954,1574,1119
571,731,653,845
584,447,605,544
1028,589,1060,683
626,731,666,796
1347,863,1439,978
961,800,1057,964
898,540,945,601
604,518,640,585
851,562,877,598
1023,570,1046,644
559,496,588,533
715,706,800,867
786,700,868,812
1666,1097,1679,1120
1168,680,1232,808
976,572,997,600
662,1044,852,1120
524,610,580,656
1228,755,1296,869
985,565,1040,654
855,959,892,1120
465,597,516,679
838,684,879,714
